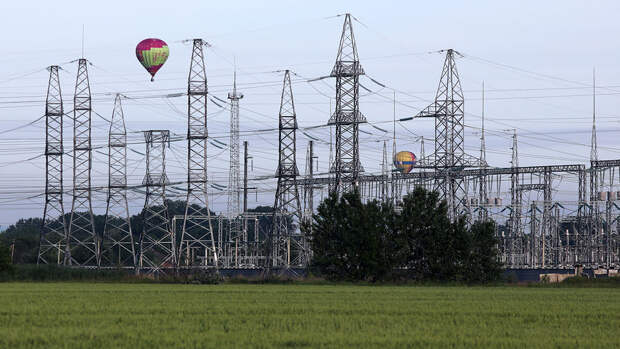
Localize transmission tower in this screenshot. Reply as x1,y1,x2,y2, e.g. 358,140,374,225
102,94,135,268
67,58,99,266
328,13,366,195
38,65,68,265
271,70,304,268
416,49,470,220
509,130,522,267
139,130,175,272
179,39,218,268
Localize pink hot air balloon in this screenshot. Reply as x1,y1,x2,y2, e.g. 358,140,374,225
135,38,169,81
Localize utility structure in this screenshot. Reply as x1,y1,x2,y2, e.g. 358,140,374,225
271,70,304,267
179,39,218,268
478,82,489,222
67,58,99,266
303,140,316,221
38,65,68,265
508,129,522,266
328,13,366,195
102,94,135,268
227,71,243,263
416,49,478,220
139,130,174,272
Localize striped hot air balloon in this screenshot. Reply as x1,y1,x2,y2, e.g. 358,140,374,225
393,151,416,174
135,38,169,81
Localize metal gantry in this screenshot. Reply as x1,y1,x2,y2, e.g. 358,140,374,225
67,58,99,267
328,13,366,195
38,65,68,265
139,130,174,272
102,94,135,268
270,70,305,268
179,39,218,268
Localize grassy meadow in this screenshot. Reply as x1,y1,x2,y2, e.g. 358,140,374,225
0,282,618,348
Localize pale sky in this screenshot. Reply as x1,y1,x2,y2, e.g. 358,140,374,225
1,0,619,226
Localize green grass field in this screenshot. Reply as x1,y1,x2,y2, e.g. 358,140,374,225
0,283,618,348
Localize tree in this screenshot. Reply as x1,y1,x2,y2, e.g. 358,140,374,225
463,220,503,282
398,187,502,282
309,191,397,281
309,187,502,283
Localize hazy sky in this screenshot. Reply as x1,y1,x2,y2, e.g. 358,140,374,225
1,1,620,226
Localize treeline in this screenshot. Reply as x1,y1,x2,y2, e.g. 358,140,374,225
2,188,503,283
308,187,502,282
0,201,275,264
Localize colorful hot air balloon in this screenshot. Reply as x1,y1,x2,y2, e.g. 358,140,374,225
393,151,416,174
135,38,169,81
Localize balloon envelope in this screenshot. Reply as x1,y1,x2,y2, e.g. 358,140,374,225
136,38,169,81
393,151,416,173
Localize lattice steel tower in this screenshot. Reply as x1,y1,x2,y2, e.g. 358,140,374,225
67,58,99,266
139,130,175,272
102,94,135,267
271,70,304,267
38,65,68,265
227,72,243,258
417,49,470,220
227,73,242,218
328,13,366,195
179,39,218,267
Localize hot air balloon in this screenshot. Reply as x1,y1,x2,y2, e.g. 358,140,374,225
135,38,169,81
393,151,416,174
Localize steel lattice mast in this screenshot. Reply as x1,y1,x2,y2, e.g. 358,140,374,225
509,130,522,267
227,71,243,265
102,94,135,267
67,58,99,266
38,65,68,265
328,13,366,195
139,130,175,272
271,70,304,267
179,39,218,268
416,49,469,220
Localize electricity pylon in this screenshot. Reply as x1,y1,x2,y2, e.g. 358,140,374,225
67,58,99,266
102,94,136,268
328,13,366,195
271,70,304,268
139,130,175,272
179,39,218,268
38,65,68,265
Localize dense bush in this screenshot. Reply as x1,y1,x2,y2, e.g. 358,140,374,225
308,187,502,282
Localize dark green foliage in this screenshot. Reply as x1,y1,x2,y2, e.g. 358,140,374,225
464,220,503,282
0,240,13,274
309,187,502,283
0,218,40,264
0,201,276,266
309,191,397,281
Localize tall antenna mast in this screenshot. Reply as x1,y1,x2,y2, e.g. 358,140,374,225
480,81,486,166
392,91,396,159
81,25,85,58
591,68,598,162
